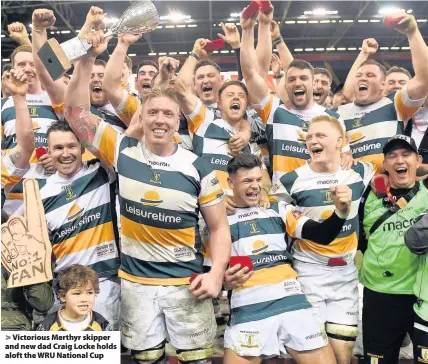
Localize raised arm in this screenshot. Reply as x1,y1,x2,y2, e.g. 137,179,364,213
175,39,208,115
286,185,351,245
217,22,243,80
342,38,378,102
8,22,31,47
31,9,65,105
394,13,428,100
255,5,274,80
64,31,111,149
103,33,143,108
270,21,294,71
3,70,35,168
240,9,269,104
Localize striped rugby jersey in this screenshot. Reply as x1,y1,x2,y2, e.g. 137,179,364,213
37,160,119,277
207,102,270,168
1,149,29,208
335,87,424,168
228,203,312,325
254,94,349,183
186,99,266,195
92,120,224,285
1,92,60,214
273,161,374,266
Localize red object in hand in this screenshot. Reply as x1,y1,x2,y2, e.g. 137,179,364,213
259,0,272,13
230,256,254,271
373,174,388,197
189,273,201,289
35,147,48,160
205,39,225,53
383,15,405,28
242,1,262,19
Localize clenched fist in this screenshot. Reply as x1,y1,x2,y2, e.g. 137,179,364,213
8,22,28,42
330,185,352,218
32,9,56,30
2,69,28,97
361,38,378,56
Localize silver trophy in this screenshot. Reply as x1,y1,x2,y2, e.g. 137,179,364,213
38,0,159,80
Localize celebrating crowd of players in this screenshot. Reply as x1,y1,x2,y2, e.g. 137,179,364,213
1,3,428,364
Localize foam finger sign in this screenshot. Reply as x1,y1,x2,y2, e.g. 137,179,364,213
1,179,53,288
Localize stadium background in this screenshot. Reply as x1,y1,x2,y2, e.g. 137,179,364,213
1,0,427,86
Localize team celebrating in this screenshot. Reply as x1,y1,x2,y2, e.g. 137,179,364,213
1,2,428,364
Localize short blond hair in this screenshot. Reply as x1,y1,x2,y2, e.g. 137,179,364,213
11,45,32,66
310,115,344,138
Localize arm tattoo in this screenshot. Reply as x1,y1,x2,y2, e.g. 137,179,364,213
9,151,22,166
65,104,101,148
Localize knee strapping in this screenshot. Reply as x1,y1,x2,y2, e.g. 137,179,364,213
131,342,165,364
176,346,213,364
326,322,359,342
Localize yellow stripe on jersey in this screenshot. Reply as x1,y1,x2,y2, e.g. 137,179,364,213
358,153,384,173
295,232,357,256
235,264,297,291
6,192,23,199
188,103,206,134
395,90,421,121
273,155,306,174
117,93,140,125
53,222,115,259
121,216,195,248
255,95,273,123
215,170,229,192
98,123,118,167
198,188,224,205
118,270,191,286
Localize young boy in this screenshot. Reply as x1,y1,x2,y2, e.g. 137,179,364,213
37,265,112,331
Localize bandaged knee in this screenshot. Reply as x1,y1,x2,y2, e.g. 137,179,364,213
326,322,359,342
131,342,165,363
176,346,213,364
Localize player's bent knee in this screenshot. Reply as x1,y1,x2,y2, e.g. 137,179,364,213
131,342,166,364
176,346,213,364
326,322,359,342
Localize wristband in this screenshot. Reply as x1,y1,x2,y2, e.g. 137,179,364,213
189,52,200,61
272,35,284,46
273,73,283,79
31,26,46,33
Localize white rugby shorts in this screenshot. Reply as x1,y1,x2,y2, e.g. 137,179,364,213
120,280,216,350
294,261,359,326
224,306,328,357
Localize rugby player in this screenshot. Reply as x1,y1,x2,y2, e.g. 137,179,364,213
1,40,60,214
273,115,376,364
223,153,353,364
313,68,333,106
338,13,428,169
239,9,352,183
16,120,121,329
1,69,35,208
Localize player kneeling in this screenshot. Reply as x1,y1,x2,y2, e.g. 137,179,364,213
223,154,352,363
37,265,112,331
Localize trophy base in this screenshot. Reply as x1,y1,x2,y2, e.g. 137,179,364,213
38,38,72,81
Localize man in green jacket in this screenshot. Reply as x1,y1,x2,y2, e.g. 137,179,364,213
405,209,428,363
360,135,428,364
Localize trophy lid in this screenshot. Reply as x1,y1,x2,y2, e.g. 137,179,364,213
110,0,160,35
